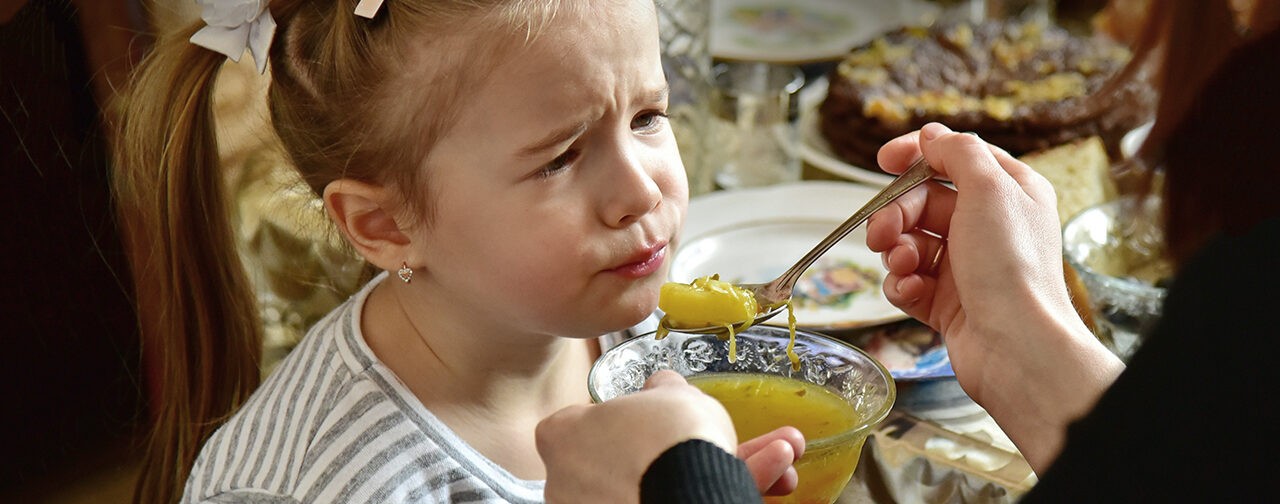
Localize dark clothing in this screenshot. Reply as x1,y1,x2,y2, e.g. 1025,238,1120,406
642,439,763,504
1023,216,1280,502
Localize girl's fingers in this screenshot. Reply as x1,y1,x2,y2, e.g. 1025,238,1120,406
737,426,804,460
642,369,688,389
738,427,804,495
743,439,799,495
764,467,799,496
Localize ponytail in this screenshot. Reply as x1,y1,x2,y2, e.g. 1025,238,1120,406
113,24,263,504
114,1,580,501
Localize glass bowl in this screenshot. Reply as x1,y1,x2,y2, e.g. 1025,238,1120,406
590,325,895,504
1062,196,1170,360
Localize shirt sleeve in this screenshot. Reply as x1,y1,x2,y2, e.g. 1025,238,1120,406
641,439,764,504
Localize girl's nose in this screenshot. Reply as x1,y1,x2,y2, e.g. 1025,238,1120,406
600,147,664,228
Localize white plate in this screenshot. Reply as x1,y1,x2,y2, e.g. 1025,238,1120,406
709,0,938,63
797,76,898,186
671,181,909,330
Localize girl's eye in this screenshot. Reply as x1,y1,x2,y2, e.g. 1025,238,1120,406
538,149,579,178
631,110,669,133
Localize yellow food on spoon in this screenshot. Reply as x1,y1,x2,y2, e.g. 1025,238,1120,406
659,275,759,331
657,275,800,369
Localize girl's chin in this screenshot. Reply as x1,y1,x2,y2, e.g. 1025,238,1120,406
581,299,659,337
541,285,660,337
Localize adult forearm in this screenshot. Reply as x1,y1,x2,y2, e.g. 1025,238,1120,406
975,314,1124,474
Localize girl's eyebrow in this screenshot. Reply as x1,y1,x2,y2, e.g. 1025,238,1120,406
518,85,668,158
519,121,589,158
643,85,670,105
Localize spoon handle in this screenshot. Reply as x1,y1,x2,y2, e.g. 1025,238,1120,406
768,156,937,297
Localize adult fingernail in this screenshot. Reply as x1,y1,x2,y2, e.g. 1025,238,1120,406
921,122,950,140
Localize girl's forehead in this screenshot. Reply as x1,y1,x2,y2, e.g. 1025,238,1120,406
467,3,660,105
425,1,664,156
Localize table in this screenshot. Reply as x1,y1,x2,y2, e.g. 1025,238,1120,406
838,381,1037,503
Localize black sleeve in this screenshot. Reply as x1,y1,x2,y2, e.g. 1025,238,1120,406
1021,217,1280,503
641,439,764,504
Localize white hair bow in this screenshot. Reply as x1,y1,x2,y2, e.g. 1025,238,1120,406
189,0,277,74
354,0,385,18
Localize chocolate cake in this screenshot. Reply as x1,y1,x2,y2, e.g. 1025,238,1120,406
818,20,1155,172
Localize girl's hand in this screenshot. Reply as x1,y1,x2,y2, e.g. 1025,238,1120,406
865,123,1123,472
738,426,804,496
536,370,803,502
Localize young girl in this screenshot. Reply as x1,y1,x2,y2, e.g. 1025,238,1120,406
116,1,694,501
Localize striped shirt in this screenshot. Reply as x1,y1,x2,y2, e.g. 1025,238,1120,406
183,274,546,503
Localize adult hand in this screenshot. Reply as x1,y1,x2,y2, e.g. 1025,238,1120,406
536,370,803,503
865,122,1123,472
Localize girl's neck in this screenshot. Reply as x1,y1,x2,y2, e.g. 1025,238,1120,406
365,278,597,409
359,278,600,479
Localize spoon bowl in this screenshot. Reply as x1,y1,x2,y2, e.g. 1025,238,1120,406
660,156,937,335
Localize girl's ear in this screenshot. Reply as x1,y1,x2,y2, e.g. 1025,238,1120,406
323,179,415,272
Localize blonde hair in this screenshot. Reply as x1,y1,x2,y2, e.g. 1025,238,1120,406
114,1,564,502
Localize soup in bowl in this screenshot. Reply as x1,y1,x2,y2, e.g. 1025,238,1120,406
589,325,895,504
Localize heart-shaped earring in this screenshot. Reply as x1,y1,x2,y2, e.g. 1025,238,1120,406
397,262,414,283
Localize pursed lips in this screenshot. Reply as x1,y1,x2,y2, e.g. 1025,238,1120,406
605,242,668,279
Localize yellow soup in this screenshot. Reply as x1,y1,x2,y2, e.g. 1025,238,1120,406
690,373,867,504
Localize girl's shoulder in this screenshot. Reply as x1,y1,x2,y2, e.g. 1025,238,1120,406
183,276,393,497
183,274,546,503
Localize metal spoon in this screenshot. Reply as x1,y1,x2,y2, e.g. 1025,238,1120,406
660,156,938,335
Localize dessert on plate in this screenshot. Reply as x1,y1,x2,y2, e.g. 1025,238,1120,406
818,18,1155,172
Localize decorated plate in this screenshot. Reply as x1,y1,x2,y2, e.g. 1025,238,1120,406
843,320,954,381
670,181,910,330
709,0,938,63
